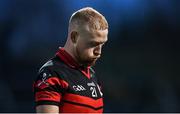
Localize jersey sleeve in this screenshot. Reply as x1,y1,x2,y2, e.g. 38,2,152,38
33,67,68,106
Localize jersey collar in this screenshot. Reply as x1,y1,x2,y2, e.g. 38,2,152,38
56,47,80,69
55,47,91,79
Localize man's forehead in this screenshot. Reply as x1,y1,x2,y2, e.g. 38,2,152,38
88,35,108,43
79,25,108,42
81,24,108,34
86,28,108,38
93,29,108,37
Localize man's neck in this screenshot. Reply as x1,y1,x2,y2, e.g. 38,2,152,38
63,45,80,66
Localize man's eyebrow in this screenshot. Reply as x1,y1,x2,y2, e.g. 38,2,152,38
90,39,107,44
90,41,106,45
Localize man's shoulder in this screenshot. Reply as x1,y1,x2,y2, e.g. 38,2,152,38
38,56,70,74
39,59,53,71
39,57,59,71
36,57,66,80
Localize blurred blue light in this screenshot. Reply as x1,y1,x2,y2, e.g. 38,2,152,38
0,0,13,21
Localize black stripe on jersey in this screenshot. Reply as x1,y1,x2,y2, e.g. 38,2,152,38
36,100,59,106
34,84,65,94
65,91,102,100
62,100,103,110
36,75,59,81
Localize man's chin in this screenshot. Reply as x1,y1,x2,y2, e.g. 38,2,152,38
82,60,96,67
87,60,97,66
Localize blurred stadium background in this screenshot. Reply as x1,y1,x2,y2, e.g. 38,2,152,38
0,0,180,112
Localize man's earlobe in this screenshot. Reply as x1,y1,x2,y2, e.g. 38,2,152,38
71,31,78,44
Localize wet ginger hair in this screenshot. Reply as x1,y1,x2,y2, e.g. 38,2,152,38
68,7,108,32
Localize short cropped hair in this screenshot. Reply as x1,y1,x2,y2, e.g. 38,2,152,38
69,7,108,31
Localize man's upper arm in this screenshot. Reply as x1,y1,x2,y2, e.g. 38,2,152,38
36,105,59,113
33,67,68,113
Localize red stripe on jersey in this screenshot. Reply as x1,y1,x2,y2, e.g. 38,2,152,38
63,93,103,108
35,91,62,102
35,77,69,89
59,102,103,113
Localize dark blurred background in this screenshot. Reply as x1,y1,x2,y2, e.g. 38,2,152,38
0,0,180,112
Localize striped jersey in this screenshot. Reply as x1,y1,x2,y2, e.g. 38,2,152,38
33,48,103,113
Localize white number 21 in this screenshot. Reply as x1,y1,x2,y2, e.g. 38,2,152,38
90,87,97,97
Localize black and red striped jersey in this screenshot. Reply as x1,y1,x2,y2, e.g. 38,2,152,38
33,48,103,113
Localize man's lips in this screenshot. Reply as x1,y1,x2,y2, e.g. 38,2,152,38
91,58,99,61
92,56,101,60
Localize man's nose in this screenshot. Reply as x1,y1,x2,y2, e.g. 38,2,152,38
94,45,102,57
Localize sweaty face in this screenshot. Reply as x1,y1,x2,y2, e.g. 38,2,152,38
74,26,108,66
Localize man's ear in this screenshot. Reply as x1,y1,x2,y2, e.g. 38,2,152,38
70,31,78,44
